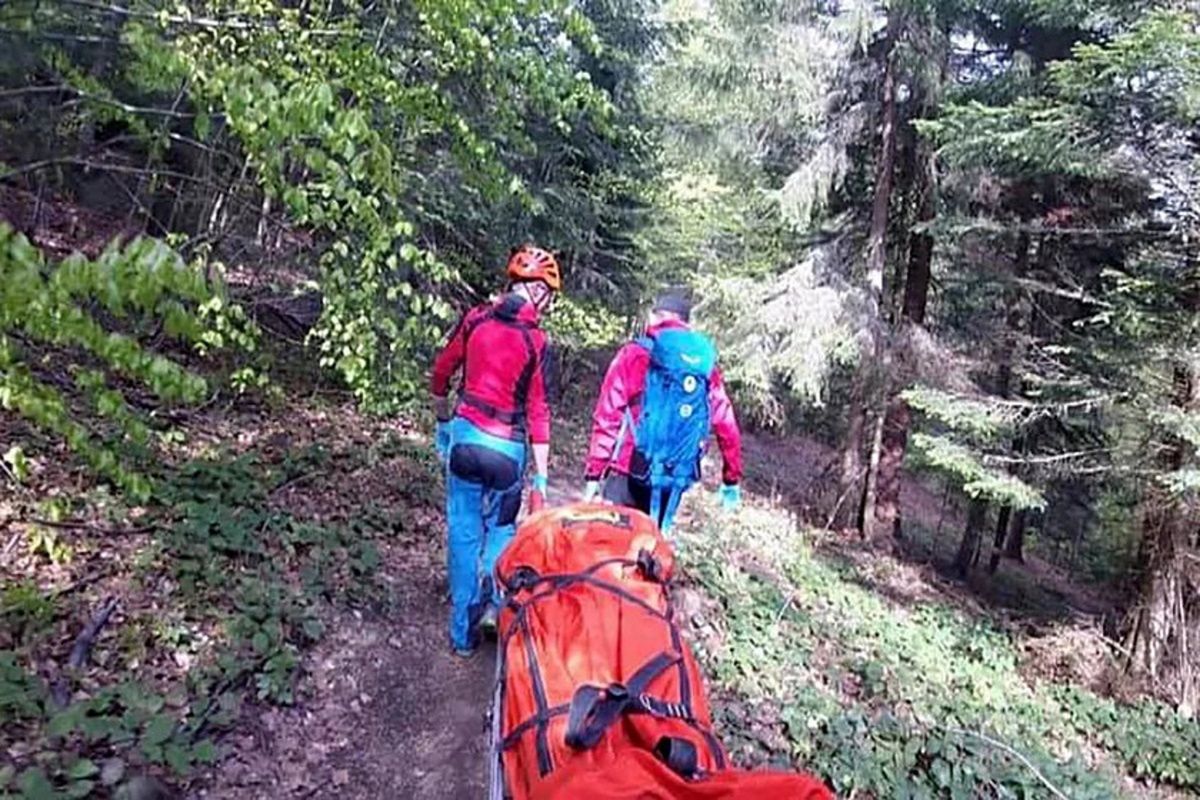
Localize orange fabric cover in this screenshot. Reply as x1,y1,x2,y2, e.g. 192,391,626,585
494,502,833,800
532,748,834,800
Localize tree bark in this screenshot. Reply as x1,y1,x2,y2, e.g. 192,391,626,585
1004,509,1028,561
1127,355,1200,716
855,9,901,539
954,499,989,578
837,382,867,529
984,233,1033,571
874,400,911,540
987,505,1013,574
866,39,937,542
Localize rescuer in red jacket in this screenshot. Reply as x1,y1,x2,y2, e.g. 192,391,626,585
582,289,743,525
430,245,560,657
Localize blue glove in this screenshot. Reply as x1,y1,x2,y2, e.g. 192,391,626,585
529,474,549,513
720,483,741,511
582,480,600,502
435,422,450,463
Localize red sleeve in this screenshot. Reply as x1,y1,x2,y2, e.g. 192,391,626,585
584,342,643,479
430,306,480,398
708,365,743,484
525,333,551,445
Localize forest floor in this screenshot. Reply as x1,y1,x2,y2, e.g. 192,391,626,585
2,374,1192,799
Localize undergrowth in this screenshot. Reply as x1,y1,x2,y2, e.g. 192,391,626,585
676,500,1197,798
0,444,392,798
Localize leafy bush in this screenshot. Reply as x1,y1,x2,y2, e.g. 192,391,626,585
7,0,648,412
1055,685,1200,790
0,445,389,796
0,225,258,499
676,501,1124,798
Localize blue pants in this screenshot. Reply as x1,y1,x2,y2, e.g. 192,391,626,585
444,417,526,650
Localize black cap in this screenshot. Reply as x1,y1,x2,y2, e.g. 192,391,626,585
653,287,693,321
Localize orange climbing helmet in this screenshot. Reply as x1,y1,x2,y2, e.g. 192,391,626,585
507,245,562,292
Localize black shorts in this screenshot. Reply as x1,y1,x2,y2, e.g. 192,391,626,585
449,443,523,526
601,472,674,528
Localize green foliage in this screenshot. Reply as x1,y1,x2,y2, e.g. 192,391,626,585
0,666,224,797
910,433,1046,509
916,98,1102,177
1055,685,1200,789
1051,9,1200,127
0,650,46,721
2,0,659,413
542,296,626,353
0,582,58,649
3,445,29,483
902,386,1015,442
699,244,861,425
678,502,1122,798
158,452,383,706
0,442,391,797
902,386,1049,508
0,225,258,500
25,525,73,566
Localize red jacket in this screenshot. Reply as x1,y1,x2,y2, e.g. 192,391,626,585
584,320,743,484
430,294,552,444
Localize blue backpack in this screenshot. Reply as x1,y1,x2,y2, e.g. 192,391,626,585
628,328,717,531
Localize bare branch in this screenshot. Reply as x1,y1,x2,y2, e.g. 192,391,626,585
947,729,1070,800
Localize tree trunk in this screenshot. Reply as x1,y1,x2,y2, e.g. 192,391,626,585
1004,509,1028,561
874,400,911,540
954,499,988,578
871,137,935,541
856,9,901,540
986,505,1013,574
863,15,944,543
862,13,900,310
837,382,867,529
1127,356,1200,716
857,411,886,534
983,233,1033,571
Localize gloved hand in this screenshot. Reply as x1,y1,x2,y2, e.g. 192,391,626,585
582,480,600,502
529,474,548,513
720,483,741,511
435,421,450,463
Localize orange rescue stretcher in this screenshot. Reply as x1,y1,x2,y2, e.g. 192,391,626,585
486,502,833,799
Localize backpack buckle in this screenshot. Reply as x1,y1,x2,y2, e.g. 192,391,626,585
636,548,664,583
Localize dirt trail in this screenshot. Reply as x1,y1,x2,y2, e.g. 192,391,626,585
194,526,495,799
195,454,588,800
193,418,1101,799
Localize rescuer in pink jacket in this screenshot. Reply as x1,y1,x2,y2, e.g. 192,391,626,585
582,290,743,521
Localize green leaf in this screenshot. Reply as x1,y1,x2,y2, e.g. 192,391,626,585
301,618,325,642
67,759,99,779
66,779,95,799
192,739,218,764
194,111,211,141
48,706,82,737
142,713,175,746
17,768,58,800
164,743,192,775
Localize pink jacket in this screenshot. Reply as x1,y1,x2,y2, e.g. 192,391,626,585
584,320,743,485
430,294,551,444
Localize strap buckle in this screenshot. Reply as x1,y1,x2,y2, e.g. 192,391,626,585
505,565,540,594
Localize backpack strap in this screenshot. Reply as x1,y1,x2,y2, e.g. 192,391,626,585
656,478,689,534
458,307,540,428
598,337,655,486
